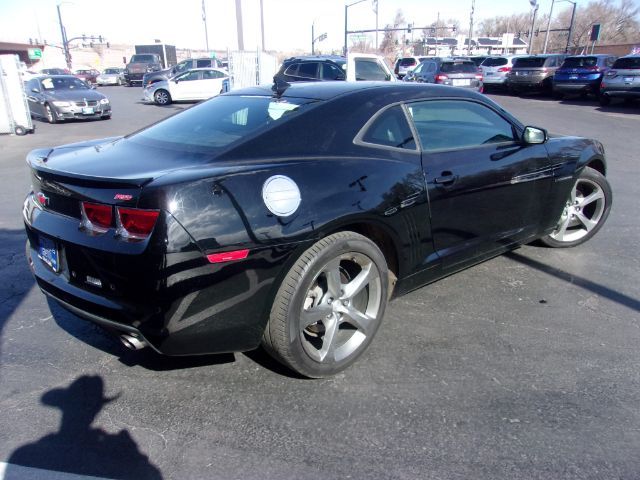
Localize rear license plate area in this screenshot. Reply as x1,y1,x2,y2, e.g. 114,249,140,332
37,235,59,272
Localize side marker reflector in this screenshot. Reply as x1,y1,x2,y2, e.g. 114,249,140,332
207,249,250,264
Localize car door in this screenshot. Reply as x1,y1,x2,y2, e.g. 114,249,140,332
201,69,227,98
406,98,553,269
25,79,45,118
171,70,202,100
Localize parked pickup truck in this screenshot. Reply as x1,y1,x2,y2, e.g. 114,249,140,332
124,54,162,86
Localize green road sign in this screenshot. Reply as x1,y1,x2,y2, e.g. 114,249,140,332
28,48,42,60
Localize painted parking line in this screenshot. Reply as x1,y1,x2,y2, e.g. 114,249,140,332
0,462,111,480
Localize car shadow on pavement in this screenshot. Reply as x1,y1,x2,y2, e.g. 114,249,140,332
4,375,163,479
243,347,309,379
48,298,236,372
506,251,640,312
596,102,640,115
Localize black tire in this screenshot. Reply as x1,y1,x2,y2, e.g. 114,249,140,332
101,115,111,120
553,90,564,100
14,125,27,136
539,166,612,248
44,104,57,124
599,94,611,106
154,89,171,105
263,231,389,378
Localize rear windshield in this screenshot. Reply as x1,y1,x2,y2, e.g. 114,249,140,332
104,68,120,74
130,95,316,153
440,62,477,73
562,56,598,68
612,57,640,69
130,55,156,63
482,57,508,67
513,57,546,68
400,58,417,67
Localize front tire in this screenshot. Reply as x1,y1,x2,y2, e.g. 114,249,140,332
540,167,612,248
154,89,171,105
263,231,389,378
44,104,57,124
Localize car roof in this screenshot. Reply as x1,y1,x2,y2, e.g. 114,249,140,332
228,81,488,102
179,67,227,73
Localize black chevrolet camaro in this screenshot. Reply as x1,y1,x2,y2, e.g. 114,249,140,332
23,82,612,377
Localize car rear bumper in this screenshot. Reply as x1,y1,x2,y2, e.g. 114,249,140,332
553,81,599,93
482,76,508,85
601,87,640,98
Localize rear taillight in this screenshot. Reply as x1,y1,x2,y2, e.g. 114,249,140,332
475,73,483,80
497,66,511,72
435,74,448,83
116,207,160,240
81,202,112,234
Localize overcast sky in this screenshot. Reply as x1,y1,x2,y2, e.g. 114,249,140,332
1,0,585,52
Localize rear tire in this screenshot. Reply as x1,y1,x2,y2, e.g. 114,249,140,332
263,231,389,378
14,125,27,136
599,94,611,106
154,89,171,105
539,167,612,248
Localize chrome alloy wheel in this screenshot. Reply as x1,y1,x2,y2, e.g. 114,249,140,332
154,90,170,105
299,252,382,364
550,177,606,243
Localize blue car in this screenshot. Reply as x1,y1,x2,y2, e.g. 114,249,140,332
553,54,617,99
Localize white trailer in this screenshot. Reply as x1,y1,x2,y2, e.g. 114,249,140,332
0,54,34,135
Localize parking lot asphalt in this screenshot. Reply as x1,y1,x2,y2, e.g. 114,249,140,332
0,87,639,480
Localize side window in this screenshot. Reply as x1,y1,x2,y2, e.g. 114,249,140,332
178,71,201,82
407,100,516,152
297,62,319,79
427,62,436,73
203,70,225,79
413,63,424,74
361,105,416,150
27,79,38,91
355,59,389,81
283,64,299,76
196,59,211,68
321,63,343,80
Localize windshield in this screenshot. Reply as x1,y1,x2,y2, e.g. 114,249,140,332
130,95,316,154
440,62,477,73
562,57,598,68
41,77,90,90
130,55,156,63
612,57,640,69
76,70,91,74
104,68,120,74
513,57,546,68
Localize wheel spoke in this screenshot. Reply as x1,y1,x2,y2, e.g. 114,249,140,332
300,303,332,329
340,305,374,336
554,215,572,240
342,262,376,300
318,316,338,362
323,258,343,298
579,189,604,208
576,211,597,232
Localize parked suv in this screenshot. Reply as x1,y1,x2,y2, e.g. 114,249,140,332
142,57,222,87
553,54,616,99
124,54,163,86
507,54,567,94
274,54,394,83
599,54,640,106
403,58,482,91
394,56,429,79
480,55,524,91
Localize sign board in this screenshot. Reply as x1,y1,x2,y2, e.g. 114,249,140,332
27,48,42,60
590,24,601,42
209,51,217,59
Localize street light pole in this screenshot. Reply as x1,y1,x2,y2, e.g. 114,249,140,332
56,4,71,70
565,1,577,54
312,22,315,55
542,0,554,53
467,0,475,55
528,2,539,54
344,0,366,56
202,0,209,52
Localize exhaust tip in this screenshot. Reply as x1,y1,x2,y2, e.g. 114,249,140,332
120,334,147,350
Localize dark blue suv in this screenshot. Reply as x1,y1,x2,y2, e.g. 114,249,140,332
552,54,617,98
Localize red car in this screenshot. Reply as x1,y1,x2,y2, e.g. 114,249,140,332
74,69,100,85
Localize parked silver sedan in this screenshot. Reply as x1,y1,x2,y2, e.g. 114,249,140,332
142,68,229,105
96,68,125,86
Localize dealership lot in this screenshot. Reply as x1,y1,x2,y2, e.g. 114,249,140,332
1,87,639,479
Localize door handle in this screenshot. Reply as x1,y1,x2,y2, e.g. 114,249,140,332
433,172,458,186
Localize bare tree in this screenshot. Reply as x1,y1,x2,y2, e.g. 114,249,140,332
379,9,406,59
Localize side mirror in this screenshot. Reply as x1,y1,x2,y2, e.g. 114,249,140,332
31,87,40,93
523,126,547,144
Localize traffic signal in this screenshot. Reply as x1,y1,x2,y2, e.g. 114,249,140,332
451,25,457,33
407,23,412,34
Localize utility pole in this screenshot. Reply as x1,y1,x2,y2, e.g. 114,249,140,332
373,0,379,51
56,4,71,70
565,1,577,54
528,0,539,54
467,0,475,55
202,0,209,52
542,0,554,53
235,0,244,51
260,0,265,51
312,22,315,55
